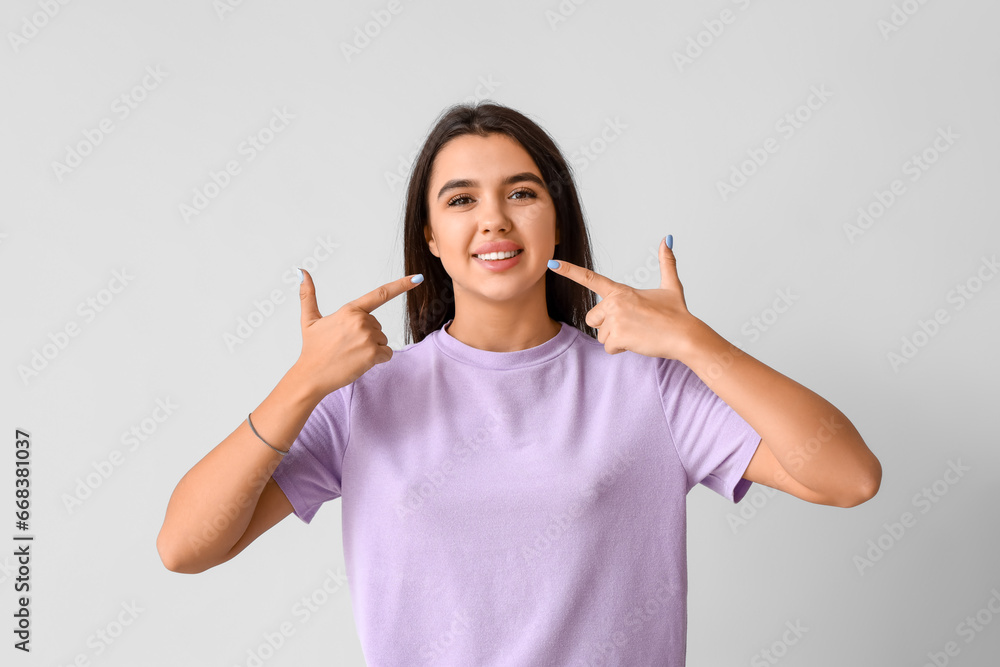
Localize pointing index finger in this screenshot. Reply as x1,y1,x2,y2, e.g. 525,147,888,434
351,274,424,314
548,259,620,299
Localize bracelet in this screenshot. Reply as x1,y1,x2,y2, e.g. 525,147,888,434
247,412,290,456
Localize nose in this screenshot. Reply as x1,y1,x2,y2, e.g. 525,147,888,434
477,195,511,233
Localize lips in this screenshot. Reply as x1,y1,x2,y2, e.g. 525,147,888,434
472,248,523,271
471,240,523,255
473,248,523,259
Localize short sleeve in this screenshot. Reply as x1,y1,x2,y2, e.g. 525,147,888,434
270,382,353,523
654,356,761,503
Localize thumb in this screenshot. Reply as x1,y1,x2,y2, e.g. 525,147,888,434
297,268,322,328
658,235,682,291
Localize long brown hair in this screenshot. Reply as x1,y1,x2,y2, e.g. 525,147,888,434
402,101,599,345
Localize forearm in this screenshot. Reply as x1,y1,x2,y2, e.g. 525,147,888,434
676,317,881,503
156,362,323,572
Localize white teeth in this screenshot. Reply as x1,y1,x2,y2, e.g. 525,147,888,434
476,249,521,261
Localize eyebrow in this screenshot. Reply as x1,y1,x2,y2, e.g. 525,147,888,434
435,172,546,201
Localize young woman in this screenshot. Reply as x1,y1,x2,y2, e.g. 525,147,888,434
157,102,882,665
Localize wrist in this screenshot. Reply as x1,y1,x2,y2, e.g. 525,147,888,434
283,360,325,407
676,316,725,370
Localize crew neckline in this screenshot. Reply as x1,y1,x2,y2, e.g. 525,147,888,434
432,318,578,370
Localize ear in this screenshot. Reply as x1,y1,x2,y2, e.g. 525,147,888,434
424,224,439,257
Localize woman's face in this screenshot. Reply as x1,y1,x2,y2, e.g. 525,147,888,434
424,132,560,305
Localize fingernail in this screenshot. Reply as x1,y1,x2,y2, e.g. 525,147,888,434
296,267,304,283
411,274,424,284
547,260,560,270
665,235,673,250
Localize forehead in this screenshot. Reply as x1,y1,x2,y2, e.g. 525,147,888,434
429,133,540,183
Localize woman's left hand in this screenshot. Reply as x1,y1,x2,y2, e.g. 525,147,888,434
548,236,702,360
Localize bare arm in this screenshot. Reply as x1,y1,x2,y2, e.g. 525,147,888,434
155,267,425,574
544,238,881,507
679,317,881,507
155,362,323,574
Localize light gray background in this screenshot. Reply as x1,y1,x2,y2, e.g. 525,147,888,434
3,1,999,665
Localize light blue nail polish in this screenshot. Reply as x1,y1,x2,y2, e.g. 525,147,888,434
547,260,560,270
666,234,673,250
411,274,424,284
296,267,303,284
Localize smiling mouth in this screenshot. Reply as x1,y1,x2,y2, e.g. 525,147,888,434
472,249,524,261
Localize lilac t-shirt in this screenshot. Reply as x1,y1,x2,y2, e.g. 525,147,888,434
271,318,761,666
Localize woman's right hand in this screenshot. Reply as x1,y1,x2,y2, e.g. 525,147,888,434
295,268,424,399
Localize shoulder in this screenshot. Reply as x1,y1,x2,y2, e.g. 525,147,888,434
352,331,433,388
566,327,668,376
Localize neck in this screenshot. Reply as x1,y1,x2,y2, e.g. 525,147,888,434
446,311,561,353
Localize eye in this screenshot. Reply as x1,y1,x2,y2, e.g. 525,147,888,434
446,188,538,207
447,194,474,207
